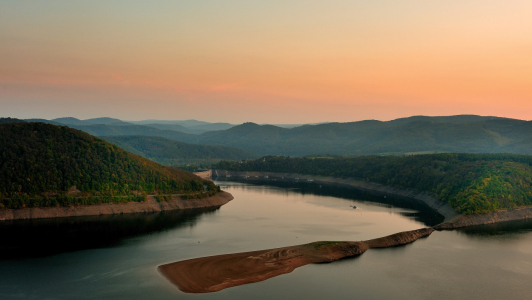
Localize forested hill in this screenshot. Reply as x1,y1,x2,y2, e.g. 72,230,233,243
215,154,532,214
0,122,217,208
101,135,259,167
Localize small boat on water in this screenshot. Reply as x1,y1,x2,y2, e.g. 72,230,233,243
350,205,357,209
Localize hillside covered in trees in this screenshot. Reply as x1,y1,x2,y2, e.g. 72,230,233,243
0,122,217,209
215,154,532,214
101,135,259,167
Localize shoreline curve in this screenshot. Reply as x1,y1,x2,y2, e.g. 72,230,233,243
157,174,532,294
214,169,458,221
215,170,532,227
0,191,233,221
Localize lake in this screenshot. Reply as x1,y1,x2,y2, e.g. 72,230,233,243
0,180,531,299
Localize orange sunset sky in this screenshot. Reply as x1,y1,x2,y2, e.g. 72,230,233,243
1,1,531,123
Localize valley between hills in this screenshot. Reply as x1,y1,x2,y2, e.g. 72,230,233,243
2,115,532,294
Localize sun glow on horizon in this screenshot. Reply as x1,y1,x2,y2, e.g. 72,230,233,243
1,0,531,122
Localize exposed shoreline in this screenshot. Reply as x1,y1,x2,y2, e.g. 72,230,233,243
435,206,532,230
158,171,532,294
0,192,233,221
158,228,434,293
215,169,458,221
214,170,532,227
159,228,434,293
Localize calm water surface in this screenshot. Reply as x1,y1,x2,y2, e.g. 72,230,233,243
0,180,531,299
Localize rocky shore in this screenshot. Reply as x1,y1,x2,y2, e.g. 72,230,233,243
0,192,233,221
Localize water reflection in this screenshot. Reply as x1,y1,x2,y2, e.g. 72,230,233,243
0,181,531,300
218,179,445,226
0,207,221,259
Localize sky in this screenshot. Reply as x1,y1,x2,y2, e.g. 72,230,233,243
1,0,531,124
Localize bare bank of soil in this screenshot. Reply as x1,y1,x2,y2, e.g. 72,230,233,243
193,170,213,180
214,170,458,221
215,170,532,228
158,228,434,293
0,192,233,221
434,206,532,230
158,172,532,294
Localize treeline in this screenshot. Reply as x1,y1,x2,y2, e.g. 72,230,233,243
215,154,532,214
0,123,218,208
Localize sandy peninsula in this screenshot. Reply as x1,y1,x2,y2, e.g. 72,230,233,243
157,170,532,294
158,227,434,293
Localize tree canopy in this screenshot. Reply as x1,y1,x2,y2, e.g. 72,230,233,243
0,123,217,208
215,154,532,214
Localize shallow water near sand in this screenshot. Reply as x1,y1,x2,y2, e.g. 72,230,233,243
0,180,531,299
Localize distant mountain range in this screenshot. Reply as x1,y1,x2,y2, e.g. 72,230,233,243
101,135,259,166
0,118,258,167
148,115,531,156
23,117,237,135
6,114,532,158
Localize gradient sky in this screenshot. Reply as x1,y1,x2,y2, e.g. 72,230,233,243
1,1,531,123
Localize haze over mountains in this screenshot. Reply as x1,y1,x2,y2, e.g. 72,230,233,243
44,117,234,135
101,135,259,167
10,115,532,160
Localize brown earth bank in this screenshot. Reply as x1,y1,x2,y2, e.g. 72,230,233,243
158,228,434,294
215,170,532,227
434,206,532,230
214,170,458,221
0,192,233,221
156,171,532,294
193,170,213,180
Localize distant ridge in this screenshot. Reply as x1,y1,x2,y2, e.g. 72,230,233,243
13,114,532,157
0,118,26,124
186,115,532,156
101,135,259,166
129,119,212,127
51,117,91,125
51,117,132,126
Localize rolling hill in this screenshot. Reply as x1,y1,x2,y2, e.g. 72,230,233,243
101,135,259,166
17,115,532,157
0,122,217,209
65,123,194,140
190,116,532,156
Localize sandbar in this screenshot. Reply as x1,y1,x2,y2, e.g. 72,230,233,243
158,227,433,293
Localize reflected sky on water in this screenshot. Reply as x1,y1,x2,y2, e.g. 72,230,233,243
0,180,530,300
